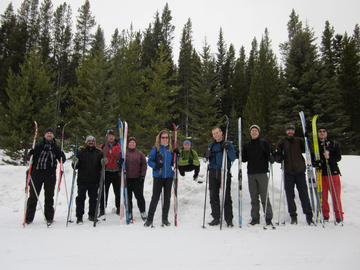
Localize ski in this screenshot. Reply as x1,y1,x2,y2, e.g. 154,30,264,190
219,115,230,230
23,121,38,227
202,153,210,228
119,119,130,224
173,123,179,227
238,117,243,228
299,111,322,226
312,115,324,224
94,130,110,227
53,122,69,222
66,137,77,227
123,121,130,224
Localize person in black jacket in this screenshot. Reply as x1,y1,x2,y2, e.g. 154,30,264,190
274,124,313,225
242,125,273,226
316,126,343,223
73,135,102,224
25,127,66,225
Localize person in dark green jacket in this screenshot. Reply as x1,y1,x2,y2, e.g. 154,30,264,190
178,141,200,181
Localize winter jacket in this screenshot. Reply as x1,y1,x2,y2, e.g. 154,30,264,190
74,145,102,184
126,148,147,179
148,145,174,178
318,138,341,175
99,140,122,172
208,140,236,170
275,136,305,174
242,137,271,174
178,149,200,167
30,138,66,172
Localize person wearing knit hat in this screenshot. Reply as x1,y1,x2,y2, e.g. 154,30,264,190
72,134,102,224
177,140,201,182
126,137,147,222
316,126,344,224
273,123,314,225
242,125,274,227
25,126,66,225
249,125,260,132
98,129,122,216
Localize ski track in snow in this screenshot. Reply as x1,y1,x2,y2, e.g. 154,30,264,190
0,153,359,270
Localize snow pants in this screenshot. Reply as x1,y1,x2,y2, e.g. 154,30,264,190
127,177,146,216
322,174,343,220
178,164,200,178
100,171,120,211
209,169,233,223
147,178,173,222
76,183,98,218
26,169,56,222
248,173,273,222
284,172,313,218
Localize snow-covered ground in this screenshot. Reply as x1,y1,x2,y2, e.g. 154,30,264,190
1,152,359,270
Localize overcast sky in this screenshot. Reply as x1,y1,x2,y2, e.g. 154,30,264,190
1,0,359,62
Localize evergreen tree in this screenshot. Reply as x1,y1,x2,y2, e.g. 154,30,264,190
244,29,279,141
39,0,53,61
0,51,55,163
140,44,179,150
177,18,194,136
337,33,360,152
191,40,220,154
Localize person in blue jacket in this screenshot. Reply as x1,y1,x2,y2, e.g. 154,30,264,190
205,127,236,227
144,130,175,227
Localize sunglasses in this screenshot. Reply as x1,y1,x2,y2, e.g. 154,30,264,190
161,136,169,139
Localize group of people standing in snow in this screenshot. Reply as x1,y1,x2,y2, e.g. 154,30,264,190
24,121,344,228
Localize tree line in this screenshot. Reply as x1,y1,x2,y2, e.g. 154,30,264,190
1,0,359,164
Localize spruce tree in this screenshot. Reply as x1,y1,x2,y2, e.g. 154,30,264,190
0,51,55,163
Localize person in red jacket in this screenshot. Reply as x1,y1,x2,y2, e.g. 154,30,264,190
98,130,122,215
126,137,147,222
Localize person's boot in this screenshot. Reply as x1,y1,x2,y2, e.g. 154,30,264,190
208,219,220,226
144,219,153,227
116,208,120,215
140,212,147,221
306,215,315,226
162,219,171,227
226,220,234,227
249,219,260,226
290,216,298,225
76,216,83,224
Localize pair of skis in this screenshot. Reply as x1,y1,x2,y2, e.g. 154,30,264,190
118,119,130,224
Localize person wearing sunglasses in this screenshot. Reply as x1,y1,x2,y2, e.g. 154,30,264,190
145,130,175,227
316,126,343,224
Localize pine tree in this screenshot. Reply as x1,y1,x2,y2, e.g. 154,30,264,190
177,18,194,136
0,51,55,163
38,0,53,61
191,40,220,154
140,44,179,150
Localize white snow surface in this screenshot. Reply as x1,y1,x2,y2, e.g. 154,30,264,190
1,153,359,270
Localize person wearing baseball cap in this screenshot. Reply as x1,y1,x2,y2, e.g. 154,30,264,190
274,123,314,225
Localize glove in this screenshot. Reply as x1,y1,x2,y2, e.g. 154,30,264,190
222,141,231,151
72,157,79,163
269,154,275,164
116,157,124,168
313,161,322,169
155,161,163,169
173,148,180,156
101,158,108,166
205,149,211,159
188,157,193,165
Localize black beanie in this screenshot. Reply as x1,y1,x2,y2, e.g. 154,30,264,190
44,127,55,135
108,129,115,136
